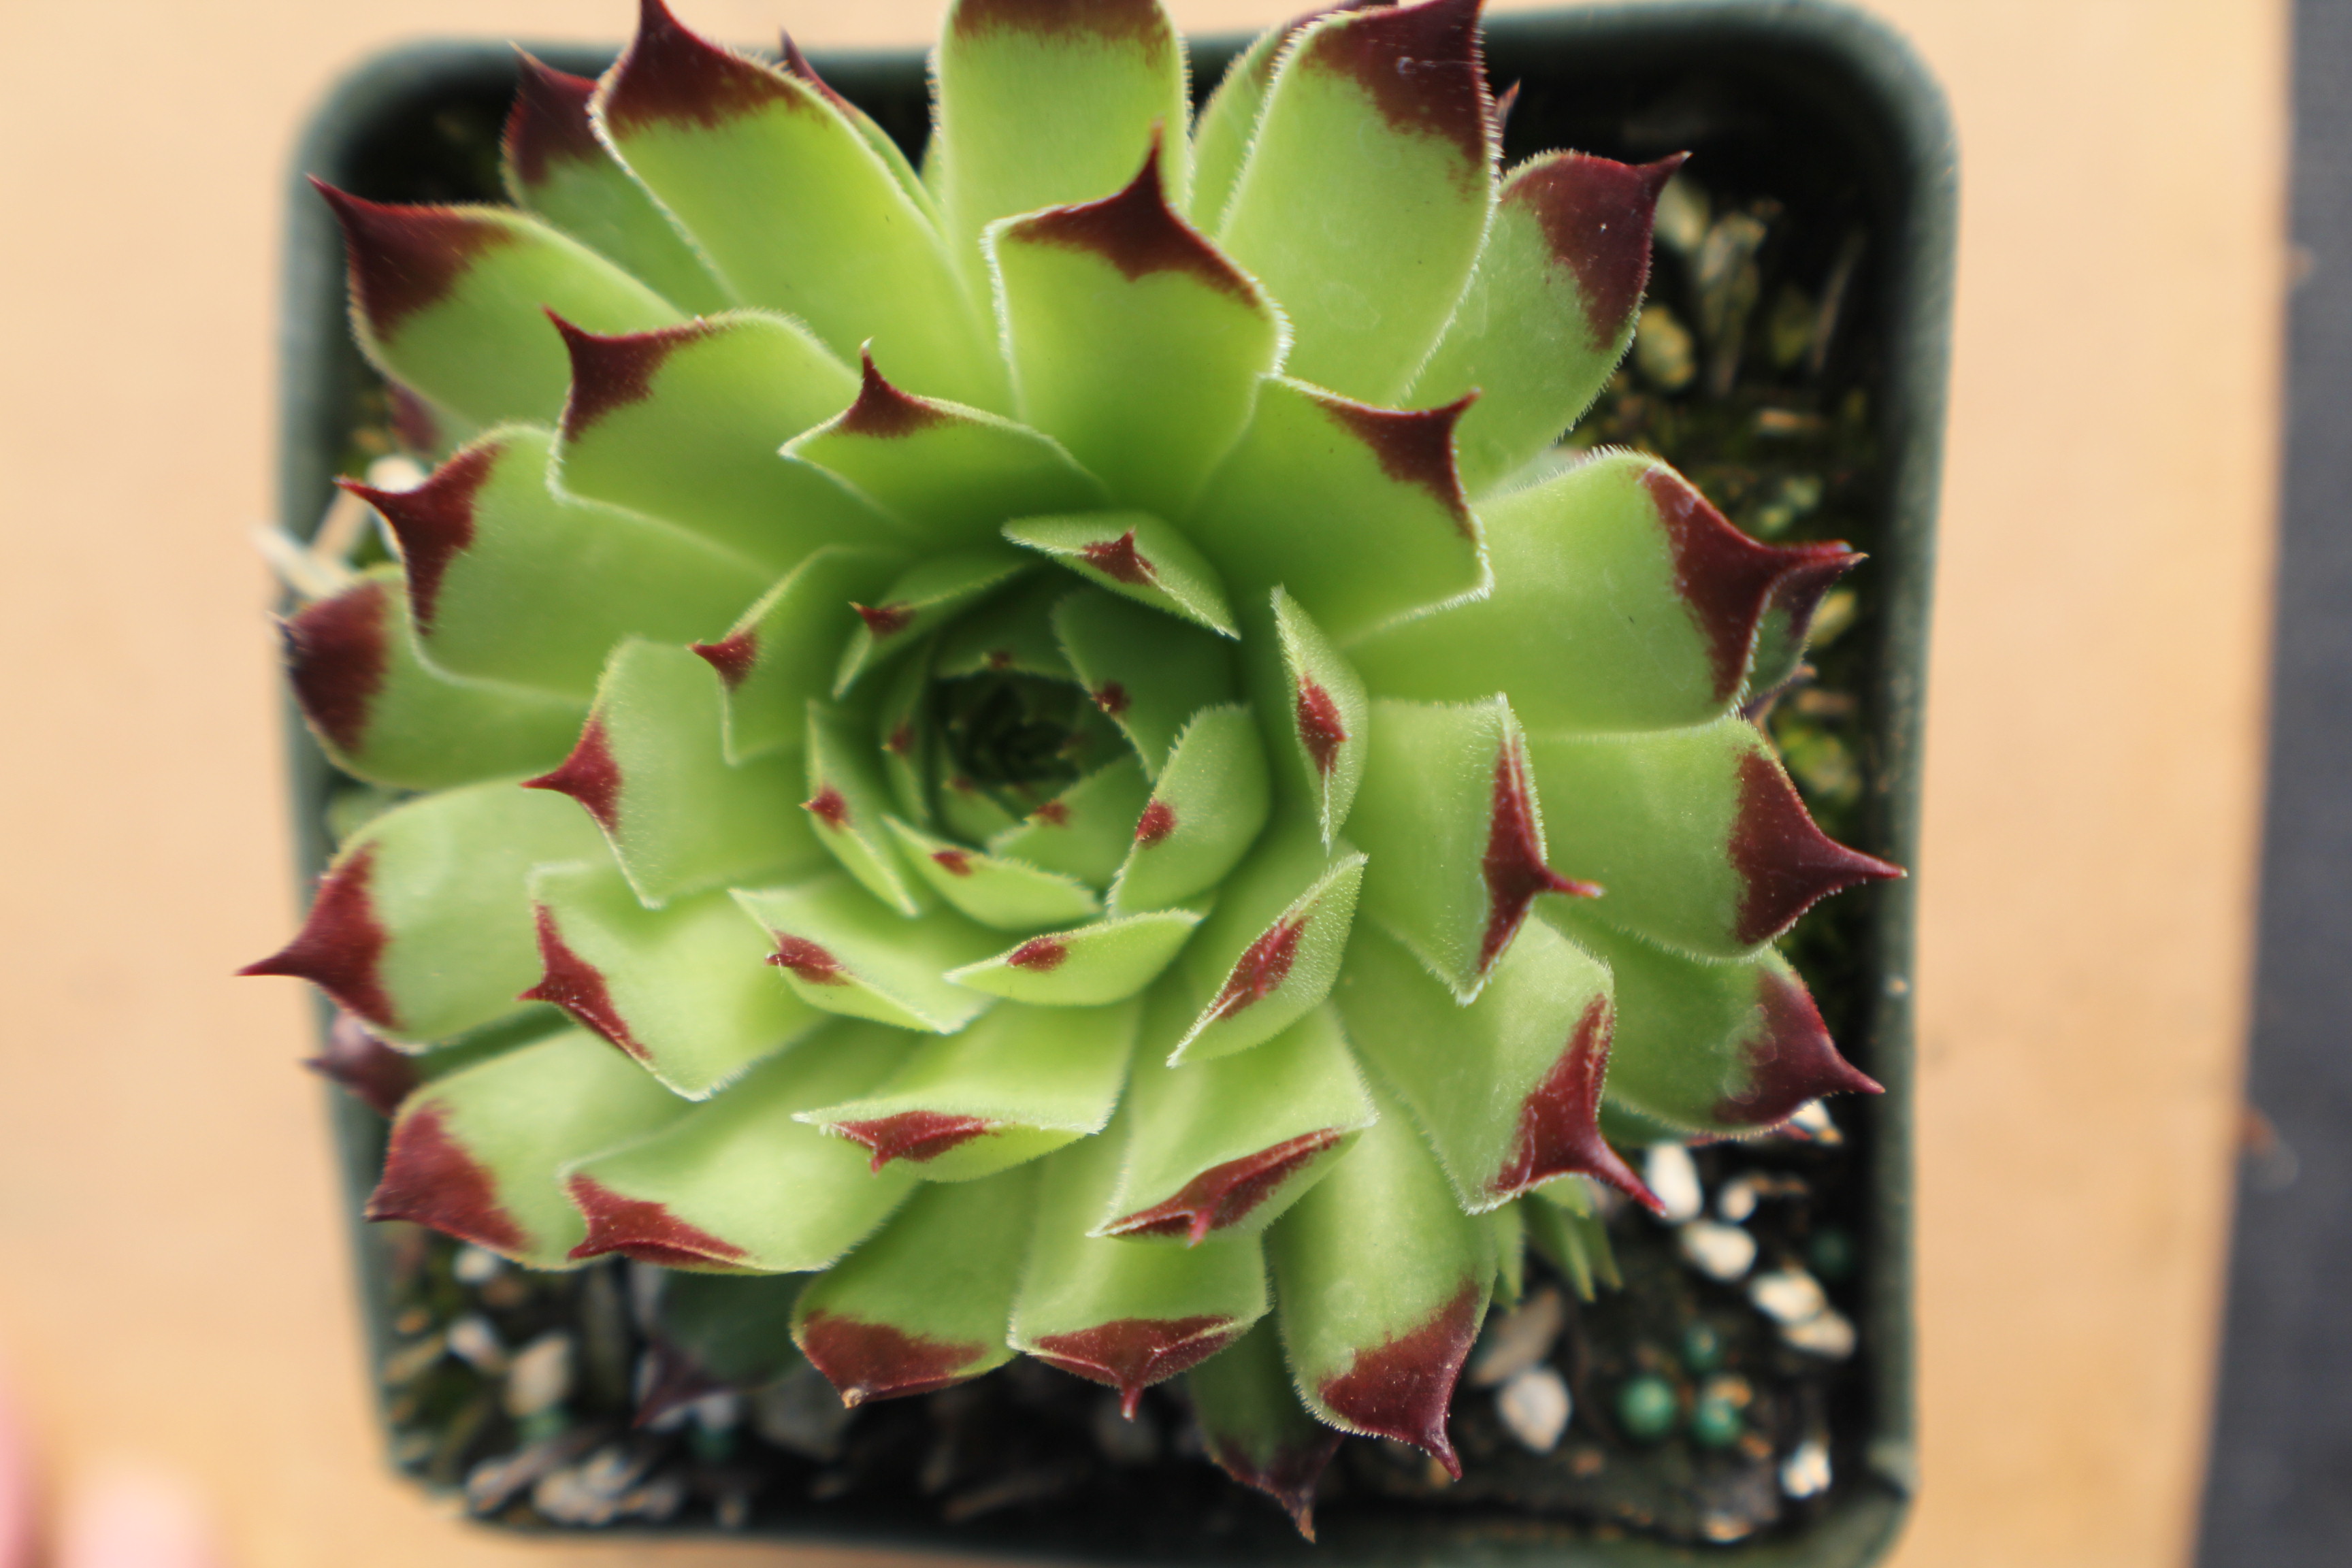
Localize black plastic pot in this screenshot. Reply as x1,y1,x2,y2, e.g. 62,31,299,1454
277,4,1950,1561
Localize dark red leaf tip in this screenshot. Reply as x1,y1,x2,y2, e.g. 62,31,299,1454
768,934,846,985
1079,529,1160,585
282,578,390,756
311,179,521,337
1031,1316,1241,1418
804,785,851,830
1009,137,1258,305
952,0,1175,55
1295,677,1348,777
1207,917,1308,1023
341,441,496,633
855,601,917,638
1761,542,1866,651
1511,150,1686,347
602,0,801,135
931,848,976,877
1298,0,1492,165
1008,936,1069,971
387,382,444,457
1092,681,1132,717
1714,969,1882,1129
566,1174,749,1267
524,717,623,833
836,348,953,439
1315,1281,1482,1474
504,52,607,189
519,906,652,1064
798,1311,987,1407
833,1111,997,1172
241,844,399,1030
1729,749,1902,946
691,629,760,689
367,1102,527,1254
553,312,715,438
1134,799,1177,847
885,721,918,757
1491,995,1654,1209
777,32,858,114
1034,799,1071,826
1205,1421,1344,1541
1480,736,1599,973
1102,1130,1345,1245
306,1011,421,1120
1318,391,1477,531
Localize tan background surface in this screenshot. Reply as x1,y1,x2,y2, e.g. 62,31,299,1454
0,1,2287,1563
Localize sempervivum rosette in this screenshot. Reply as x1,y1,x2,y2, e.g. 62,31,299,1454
248,0,1897,1531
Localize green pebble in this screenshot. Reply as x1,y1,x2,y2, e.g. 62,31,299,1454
1690,1393,1744,1450
1616,1375,1679,1442
1682,1322,1725,1373
1809,1226,1857,1282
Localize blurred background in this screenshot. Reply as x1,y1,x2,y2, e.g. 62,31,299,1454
0,1,2321,1565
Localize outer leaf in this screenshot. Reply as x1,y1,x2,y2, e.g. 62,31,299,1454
944,909,1203,1004
1108,705,1273,913
1526,718,1898,960
1216,0,1494,402
796,1000,1138,1180
885,819,1102,932
280,568,585,791
1184,378,1485,643
315,183,683,427
564,1020,921,1271
1101,1002,1373,1243
1164,821,1366,1064
366,1027,686,1269
346,427,769,700
987,755,1156,885
1486,1198,1526,1307
1411,152,1681,494
1524,1178,1620,1299
1269,588,1369,845
527,641,821,906
1186,1316,1344,1540
595,1,1003,408
994,151,1282,519
1051,589,1239,779
1270,1079,1494,1473
778,35,940,223
735,876,1002,1032
832,546,1032,696
1188,4,1376,231
1010,1128,1268,1416
638,1273,808,1417
525,861,821,1098
1746,551,1866,700
243,779,605,1045
806,702,928,916
1006,511,1239,638
792,1168,1039,1404
691,546,906,764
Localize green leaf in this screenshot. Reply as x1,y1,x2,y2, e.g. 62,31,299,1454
1186,12,1312,231
945,908,1204,1005
885,819,1102,932
1522,1186,1618,1300
930,572,1081,682
1007,512,1239,638
1215,0,1494,402
1486,1199,1527,1307
316,184,683,427
1186,1314,1343,1540
595,5,1004,408
1410,152,1680,495
779,35,943,225
549,312,897,574
796,999,1139,1181
1101,1002,1372,1243
806,702,928,917
529,641,823,907
793,1168,1040,1404
1333,919,1645,1212
348,427,770,701
643,1271,809,1395
366,1027,687,1269
1744,550,1866,700
1184,378,1485,643
1009,1126,1268,1416
993,154,1281,519
1269,587,1370,845
563,1019,922,1271
243,778,606,1045
938,773,1026,845
1051,589,1239,780
876,649,938,826
987,755,1156,886
280,568,586,791
692,546,906,764
1269,1078,1494,1473
1163,821,1366,1064
833,546,1033,696
525,860,823,1099
1107,705,1272,913
735,875,1003,1033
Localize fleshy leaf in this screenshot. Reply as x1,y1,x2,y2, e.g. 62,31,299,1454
638,1272,808,1418
993,150,1282,519
944,909,1203,1004
1411,152,1681,493
1215,0,1494,402
1186,1315,1344,1540
549,312,894,573
1051,589,1239,780
1522,1180,1619,1300
1526,717,1898,960
692,546,906,764
1352,453,1861,728
1010,1127,1267,1416
1269,587,1370,845
1270,1079,1494,1473
885,819,1102,932
1746,549,1867,700
243,779,604,1044
1350,696,1597,998
501,52,734,314
564,1019,921,1271
1548,910,1882,1137
805,702,928,916
778,33,940,222
735,876,1002,1032
526,860,821,1098
314,182,683,427
367,1027,686,1268
938,772,1026,845
1102,1002,1373,1243
346,427,769,700
595,0,1004,408
1333,919,1649,1212
833,546,1032,696
1006,512,1239,638
527,641,821,906
1164,821,1367,1064
280,568,586,791
930,572,1080,682
987,755,1156,885
1107,705,1273,913
1184,378,1485,643
1486,1198,1526,1307
796,999,1138,1180
789,352,1109,549
793,1168,1039,1403
1188,3,1378,231
876,649,938,826
308,1011,422,1117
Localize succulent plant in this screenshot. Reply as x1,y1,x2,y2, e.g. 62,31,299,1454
249,0,1898,1532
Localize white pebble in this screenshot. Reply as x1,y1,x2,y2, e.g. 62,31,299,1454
1495,1367,1572,1453
1779,1307,1857,1360
1785,1100,1841,1144
504,1332,573,1418
1780,1437,1832,1499
446,1314,508,1375
1468,1286,1565,1387
1716,1174,1762,1223
1644,1143,1704,1224
1678,1220,1758,1281
686,1390,740,1433
1748,1268,1827,1325
365,455,429,492
452,1245,504,1285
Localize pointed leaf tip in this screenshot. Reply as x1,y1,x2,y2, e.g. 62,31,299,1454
602,0,798,135
1007,135,1258,304
1731,749,1903,945
832,1111,998,1171
339,442,495,633
1495,996,1656,1210
1322,391,1478,530
836,348,953,438
280,581,389,755
504,52,605,188
1483,734,1599,973
1104,1130,1346,1245
519,905,653,1064
551,312,717,437
240,845,397,1028
523,717,623,832
1320,1281,1481,1475
689,630,758,689
305,1011,420,1118
1514,151,1686,345
1030,1316,1244,1416
798,1311,989,1405
310,180,521,336
1716,970,1882,1128
1299,0,1492,163
566,1173,751,1267
366,1102,527,1252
